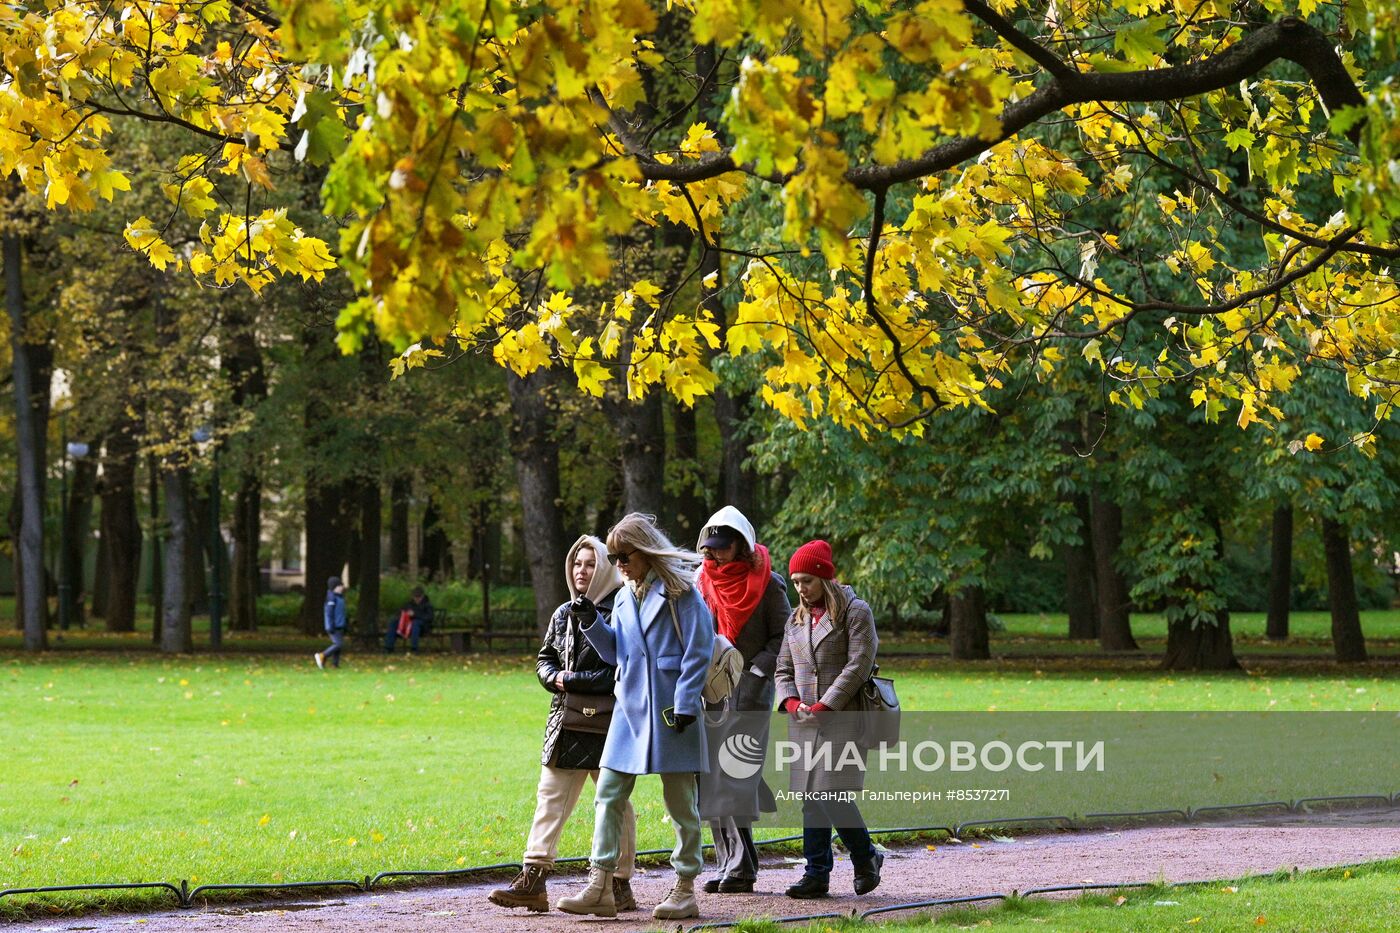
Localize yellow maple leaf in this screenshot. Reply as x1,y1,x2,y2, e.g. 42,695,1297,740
573,358,611,397
1305,433,1324,451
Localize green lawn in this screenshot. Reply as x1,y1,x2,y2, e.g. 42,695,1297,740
7,609,1400,658
3,651,1399,917
758,859,1400,931
876,610,1400,659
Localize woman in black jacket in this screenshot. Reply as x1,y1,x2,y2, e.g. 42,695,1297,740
488,535,638,913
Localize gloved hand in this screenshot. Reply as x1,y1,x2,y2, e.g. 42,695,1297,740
672,713,696,733
780,697,802,715
569,595,597,623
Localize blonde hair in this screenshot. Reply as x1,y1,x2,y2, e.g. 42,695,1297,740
607,512,701,597
819,578,851,620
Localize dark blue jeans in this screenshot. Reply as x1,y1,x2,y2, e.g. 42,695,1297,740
801,796,874,878
322,631,345,667
384,619,423,652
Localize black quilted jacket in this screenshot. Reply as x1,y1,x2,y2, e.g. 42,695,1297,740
536,590,619,769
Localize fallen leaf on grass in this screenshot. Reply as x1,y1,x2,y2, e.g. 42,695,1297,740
1186,918,1202,924
1221,886,1238,893
1114,896,1127,907
258,814,270,826
1255,916,1267,926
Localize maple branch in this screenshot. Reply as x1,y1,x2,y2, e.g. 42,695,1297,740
1050,226,1362,339
642,47,725,149
633,18,1365,189
963,0,1076,81
1119,113,1400,261
588,87,656,164
863,188,944,412
849,17,1364,189
228,0,280,29
86,100,241,146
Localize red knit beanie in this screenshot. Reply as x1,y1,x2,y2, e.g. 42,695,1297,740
789,540,835,580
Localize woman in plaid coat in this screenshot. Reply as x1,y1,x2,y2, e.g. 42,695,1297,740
774,540,883,900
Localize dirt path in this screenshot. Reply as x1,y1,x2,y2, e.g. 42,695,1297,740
13,821,1400,932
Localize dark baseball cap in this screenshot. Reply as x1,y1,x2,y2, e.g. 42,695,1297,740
701,526,739,549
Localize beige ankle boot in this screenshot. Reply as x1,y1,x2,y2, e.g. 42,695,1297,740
652,874,698,920
556,866,616,917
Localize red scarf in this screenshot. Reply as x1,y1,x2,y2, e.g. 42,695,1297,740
700,544,772,643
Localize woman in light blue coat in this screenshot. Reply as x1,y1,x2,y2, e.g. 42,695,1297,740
556,512,715,921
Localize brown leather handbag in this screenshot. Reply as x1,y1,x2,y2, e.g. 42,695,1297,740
561,691,615,734
558,616,615,734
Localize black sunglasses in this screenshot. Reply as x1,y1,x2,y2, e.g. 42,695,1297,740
607,549,637,566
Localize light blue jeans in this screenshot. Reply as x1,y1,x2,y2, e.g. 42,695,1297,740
592,768,702,878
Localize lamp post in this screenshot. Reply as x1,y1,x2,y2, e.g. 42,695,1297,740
58,424,90,632
193,426,222,650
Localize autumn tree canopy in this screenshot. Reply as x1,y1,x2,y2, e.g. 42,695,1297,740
5,0,1400,437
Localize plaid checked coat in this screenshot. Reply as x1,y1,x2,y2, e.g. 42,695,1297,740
774,585,878,793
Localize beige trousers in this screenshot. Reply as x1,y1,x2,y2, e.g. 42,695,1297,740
523,765,636,880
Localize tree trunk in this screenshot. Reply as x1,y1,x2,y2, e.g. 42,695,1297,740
91,524,109,620
692,165,759,522
1321,516,1367,662
604,386,667,517
5,209,47,650
223,297,267,633
297,321,355,634
228,472,261,631
1265,505,1293,640
1163,514,1240,671
507,369,569,635
148,453,163,645
1064,493,1098,639
671,400,704,540
1090,491,1137,650
98,426,141,633
389,475,410,571
418,499,453,580
187,487,211,615
301,479,352,635
63,453,99,627
948,585,990,660
354,479,382,642
160,465,194,653
1162,609,1242,670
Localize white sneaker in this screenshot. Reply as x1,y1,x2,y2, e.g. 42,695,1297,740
314,652,325,669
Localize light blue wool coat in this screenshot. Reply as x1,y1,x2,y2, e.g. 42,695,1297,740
581,582,715,775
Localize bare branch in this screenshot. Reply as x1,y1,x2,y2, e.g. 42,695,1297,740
862,188,944,411
963,0,1076,81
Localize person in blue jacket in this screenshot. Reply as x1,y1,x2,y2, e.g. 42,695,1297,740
315,576,347,669
556,512,715,921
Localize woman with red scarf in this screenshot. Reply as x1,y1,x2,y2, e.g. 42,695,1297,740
694,506,792,894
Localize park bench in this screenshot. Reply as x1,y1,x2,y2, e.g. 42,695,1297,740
413,608,539,653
